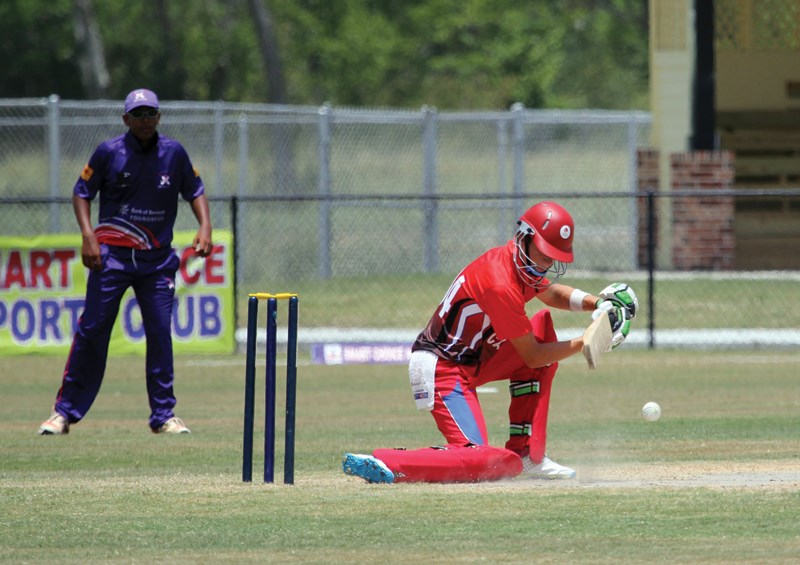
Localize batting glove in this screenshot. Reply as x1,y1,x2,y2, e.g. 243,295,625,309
592,300,631,349
597,283,639,319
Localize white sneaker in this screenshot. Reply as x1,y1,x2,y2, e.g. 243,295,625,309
152,417,191,434
519,455,576,480
39,411,69,435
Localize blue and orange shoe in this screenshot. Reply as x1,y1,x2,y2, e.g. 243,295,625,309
342,453,394,484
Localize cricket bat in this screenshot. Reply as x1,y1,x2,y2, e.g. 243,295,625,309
582,310,612,370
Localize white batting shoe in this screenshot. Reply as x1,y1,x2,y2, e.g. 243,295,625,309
152,417,191,434
39,411,69,435
519,455,576,480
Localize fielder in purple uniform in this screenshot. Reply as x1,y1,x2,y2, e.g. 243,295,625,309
38,88,213,435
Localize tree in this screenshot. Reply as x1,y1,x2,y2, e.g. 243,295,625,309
0,0,649,110
154,0,187,100
72,0,110,98
0,0,83,97
248,0,287,104
249,0,300,193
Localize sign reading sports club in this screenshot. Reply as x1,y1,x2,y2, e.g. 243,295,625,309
0,231,235,355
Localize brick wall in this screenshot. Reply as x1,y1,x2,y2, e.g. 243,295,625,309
670,151,736,270
636,149,659,268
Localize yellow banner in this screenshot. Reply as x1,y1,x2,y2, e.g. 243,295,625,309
0,231,235,355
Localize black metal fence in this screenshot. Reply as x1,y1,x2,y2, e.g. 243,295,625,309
2,192,799,350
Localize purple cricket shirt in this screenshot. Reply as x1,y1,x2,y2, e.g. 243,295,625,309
74,131,205,249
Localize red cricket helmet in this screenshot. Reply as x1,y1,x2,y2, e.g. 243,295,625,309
516,201,574,263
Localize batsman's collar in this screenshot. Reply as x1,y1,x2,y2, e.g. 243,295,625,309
125,89,159,113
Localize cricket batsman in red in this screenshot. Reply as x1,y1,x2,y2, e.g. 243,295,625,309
343,201,638,483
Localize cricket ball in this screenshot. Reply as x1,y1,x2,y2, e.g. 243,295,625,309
641,401,661,422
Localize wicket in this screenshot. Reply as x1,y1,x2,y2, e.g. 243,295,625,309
243,292,299,484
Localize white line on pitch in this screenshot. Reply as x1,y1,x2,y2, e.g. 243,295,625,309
178,358,314,367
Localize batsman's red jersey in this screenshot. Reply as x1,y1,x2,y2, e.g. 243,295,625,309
412,240,548,375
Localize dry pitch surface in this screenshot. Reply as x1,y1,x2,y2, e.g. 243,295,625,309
494,460,800,490
325,460,800,491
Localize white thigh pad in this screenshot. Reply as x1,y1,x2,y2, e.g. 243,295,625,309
408,350,438,411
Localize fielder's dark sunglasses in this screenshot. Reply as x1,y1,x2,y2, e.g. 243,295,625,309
127,108,160,119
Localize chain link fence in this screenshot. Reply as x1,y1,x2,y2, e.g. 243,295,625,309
2,98,798,350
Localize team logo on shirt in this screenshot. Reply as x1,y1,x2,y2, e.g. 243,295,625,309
158,174,171,188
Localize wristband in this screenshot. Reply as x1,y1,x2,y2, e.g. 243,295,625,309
569,289,590,312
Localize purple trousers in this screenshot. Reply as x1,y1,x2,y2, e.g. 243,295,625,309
54,245,180,429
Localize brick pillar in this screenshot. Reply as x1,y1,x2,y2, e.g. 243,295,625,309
670,151,736,270
636,149,659,268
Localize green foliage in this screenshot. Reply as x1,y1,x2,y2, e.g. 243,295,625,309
552,0,650,109
0,0,82,97
0,0,649,109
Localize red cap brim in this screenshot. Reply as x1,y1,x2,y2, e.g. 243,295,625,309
533,233,573,263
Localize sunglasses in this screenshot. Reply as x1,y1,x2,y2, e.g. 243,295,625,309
127,108,160,119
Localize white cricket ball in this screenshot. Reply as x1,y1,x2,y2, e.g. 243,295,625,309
641,401,661,422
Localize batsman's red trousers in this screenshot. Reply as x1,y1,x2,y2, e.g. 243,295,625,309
376,309,559,482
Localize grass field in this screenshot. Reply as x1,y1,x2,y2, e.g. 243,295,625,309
247,272,800,330
2,349,799,564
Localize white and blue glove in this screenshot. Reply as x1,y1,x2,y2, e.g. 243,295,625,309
594,283,638,348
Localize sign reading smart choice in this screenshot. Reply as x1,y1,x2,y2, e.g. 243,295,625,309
311,342,412,365
0,231,235,355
